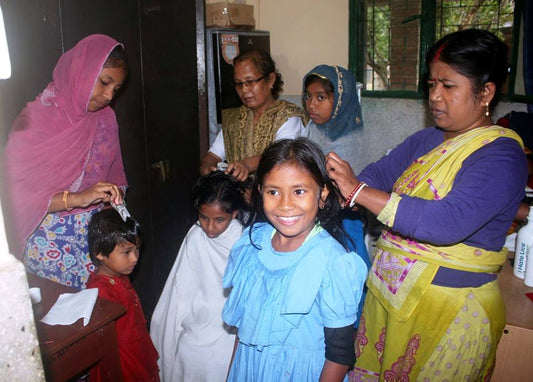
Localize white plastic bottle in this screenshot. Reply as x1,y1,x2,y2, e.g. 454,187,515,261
514,207,533,279
525,249,533,286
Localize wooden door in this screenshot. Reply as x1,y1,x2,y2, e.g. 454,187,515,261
136,0,206,320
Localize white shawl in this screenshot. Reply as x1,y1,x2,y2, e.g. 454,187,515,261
150,219,243,382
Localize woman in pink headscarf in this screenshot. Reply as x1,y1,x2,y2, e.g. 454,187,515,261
3,34,128,289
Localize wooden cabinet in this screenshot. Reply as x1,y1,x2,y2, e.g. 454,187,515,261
27,273,125,381
492,257,533,381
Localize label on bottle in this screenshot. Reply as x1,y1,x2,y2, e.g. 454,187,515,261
525,251,533,287
514,241,528,279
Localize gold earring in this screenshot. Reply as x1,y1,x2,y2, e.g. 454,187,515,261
485,102,490,117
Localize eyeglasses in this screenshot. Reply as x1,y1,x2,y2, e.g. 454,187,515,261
232,73,269,89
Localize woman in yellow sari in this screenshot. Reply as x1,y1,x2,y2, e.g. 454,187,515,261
326,29,528,381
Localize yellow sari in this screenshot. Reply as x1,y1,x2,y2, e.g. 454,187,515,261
351,126,523,382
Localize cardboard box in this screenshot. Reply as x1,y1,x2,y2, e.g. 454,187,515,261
206,2,255,29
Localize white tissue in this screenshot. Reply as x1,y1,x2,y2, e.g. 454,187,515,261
40,288,98,326
504,232,517,252
29,287,41,304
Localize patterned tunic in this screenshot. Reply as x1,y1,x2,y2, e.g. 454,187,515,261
222,99,308,162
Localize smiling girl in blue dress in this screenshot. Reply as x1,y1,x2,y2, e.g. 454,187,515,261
222,137,367,381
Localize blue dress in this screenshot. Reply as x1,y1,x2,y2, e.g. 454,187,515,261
222,223,367,381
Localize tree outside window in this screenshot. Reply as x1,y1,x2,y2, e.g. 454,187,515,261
351,0,518,99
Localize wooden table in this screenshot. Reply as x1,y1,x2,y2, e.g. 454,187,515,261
492,256,533,381
27,273,126,382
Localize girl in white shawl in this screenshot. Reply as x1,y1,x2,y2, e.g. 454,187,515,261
150,171,248,381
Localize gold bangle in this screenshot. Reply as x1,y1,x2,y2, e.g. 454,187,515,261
62,190,72,211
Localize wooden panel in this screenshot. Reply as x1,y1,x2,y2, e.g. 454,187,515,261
137,0,203,321
493,256,533,381
497,257,533,330
492,325,533,382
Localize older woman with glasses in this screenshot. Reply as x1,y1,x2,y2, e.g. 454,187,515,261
200,49,307,182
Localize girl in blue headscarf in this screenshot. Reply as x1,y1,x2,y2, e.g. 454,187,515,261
303,65,370,327
303,64,363,152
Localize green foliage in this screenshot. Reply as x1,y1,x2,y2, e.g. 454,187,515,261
365,0,515,91
366,5,391,89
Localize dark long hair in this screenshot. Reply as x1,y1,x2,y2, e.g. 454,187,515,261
426,28,508,108
248,137,348,248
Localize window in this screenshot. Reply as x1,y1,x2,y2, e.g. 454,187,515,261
0,5,10,79
350,0,526,101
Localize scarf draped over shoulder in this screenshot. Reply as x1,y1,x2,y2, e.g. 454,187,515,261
3,34,127,258
221,99,307,163
369,126,523,320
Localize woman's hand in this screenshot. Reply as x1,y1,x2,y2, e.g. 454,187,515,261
225,160,251,182
200,152,222,175
74,182,123,207
48,182,123,213
325,152,359,199
327,151,390,216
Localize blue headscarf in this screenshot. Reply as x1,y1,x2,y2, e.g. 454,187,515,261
303,65,363,141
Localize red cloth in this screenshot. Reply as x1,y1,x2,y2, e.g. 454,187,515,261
3,34,127,258
87,274,160,382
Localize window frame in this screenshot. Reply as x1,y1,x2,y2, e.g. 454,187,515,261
349,0,532,104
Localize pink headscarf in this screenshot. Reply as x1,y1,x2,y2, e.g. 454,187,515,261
3,34,128,258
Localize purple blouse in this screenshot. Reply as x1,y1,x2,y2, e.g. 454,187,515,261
359,127,528,251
